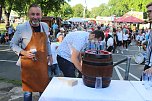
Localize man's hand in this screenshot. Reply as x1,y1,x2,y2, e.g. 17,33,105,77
144,67,152,76
48,55,53,65
20,50,35,58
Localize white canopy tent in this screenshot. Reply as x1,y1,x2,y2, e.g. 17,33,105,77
67,18,88,22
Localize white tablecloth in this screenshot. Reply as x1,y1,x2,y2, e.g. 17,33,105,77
130,81,152,101
39,77,144,101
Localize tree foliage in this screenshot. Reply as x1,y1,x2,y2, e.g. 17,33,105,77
12,0,30,17
1,0,152,26
72,4,84,17
83,0,151,18
0,0,67,25
0,0,15,25
58,2,73,19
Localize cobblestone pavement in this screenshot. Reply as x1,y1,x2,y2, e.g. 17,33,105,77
0,82,39,101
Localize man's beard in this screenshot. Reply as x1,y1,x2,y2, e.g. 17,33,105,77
31,19,41,25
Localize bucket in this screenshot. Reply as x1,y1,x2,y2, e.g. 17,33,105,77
82,50,113,88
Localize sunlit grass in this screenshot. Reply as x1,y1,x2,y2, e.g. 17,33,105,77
0,23,6,30
0,23,18,34
0,77,22,86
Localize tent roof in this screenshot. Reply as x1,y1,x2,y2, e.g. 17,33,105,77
67,18,88,22
115,16,144,23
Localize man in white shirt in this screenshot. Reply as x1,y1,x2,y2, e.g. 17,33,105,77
7,25,14,40
57,30,104,77
123,31,129,50
106,35,114,52
116,28,123,54
48,34,64,77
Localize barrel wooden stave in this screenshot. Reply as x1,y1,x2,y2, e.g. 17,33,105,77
82,51,113,88
83,75,111,88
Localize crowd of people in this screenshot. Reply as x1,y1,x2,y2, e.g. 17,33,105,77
7,2,152,101
59,22,151,52
0,25,14,44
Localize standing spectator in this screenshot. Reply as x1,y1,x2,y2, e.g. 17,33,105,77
106,34,114,52
105,28,113,52
123,30,129,51
128,26,133,45
136,30,145,51
48,34,64,77
57,30,104,77
7,24,14,41
52,22,58,38
10,4,52,101
144,2,152,75
5,32,9,43
116,27,123,54
56,27,65,38
142,28,150,51
113,27,118,53
0,32,6,44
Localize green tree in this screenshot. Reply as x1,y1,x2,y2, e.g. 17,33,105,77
0,0,15,27
72,4,84,17
90,7,100,18
37,0,65,16
108,0,152,17
58,2,73,19
0,0,69,27
12,0,30,17
85,9,91,18
98,4,109,16
89,4,109,17
108,0,129,17
0,5,2,22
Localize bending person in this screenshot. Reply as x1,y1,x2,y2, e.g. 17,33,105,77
57,30,104,78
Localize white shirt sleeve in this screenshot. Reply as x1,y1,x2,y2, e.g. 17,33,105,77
72,38,86,52
107,37,114,47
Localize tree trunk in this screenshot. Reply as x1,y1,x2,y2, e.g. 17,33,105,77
5,12,10,30
0,5,2,23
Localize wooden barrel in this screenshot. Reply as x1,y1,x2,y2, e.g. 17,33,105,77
82,50,113,88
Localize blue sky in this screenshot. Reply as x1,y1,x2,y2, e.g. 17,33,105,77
67,0,109,10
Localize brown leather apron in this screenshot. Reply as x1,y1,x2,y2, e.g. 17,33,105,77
21,26,49,92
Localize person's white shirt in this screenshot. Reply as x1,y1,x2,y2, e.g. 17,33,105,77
57,31,89,62
123,34,129,41
136,35,145,41
48,42,60,65
107,37,114,47
117,31,123,41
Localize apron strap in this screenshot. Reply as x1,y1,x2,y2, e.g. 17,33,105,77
41,24,45,33
30,22,44,33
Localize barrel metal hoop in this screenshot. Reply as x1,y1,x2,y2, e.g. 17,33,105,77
83,60,113,66
84,53,112,59
83,75,111,81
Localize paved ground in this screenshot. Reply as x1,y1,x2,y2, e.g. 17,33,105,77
0,82,39,101
0,41,145,101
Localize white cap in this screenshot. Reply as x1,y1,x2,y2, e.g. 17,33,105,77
87,29,92,32
60,27,65,31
